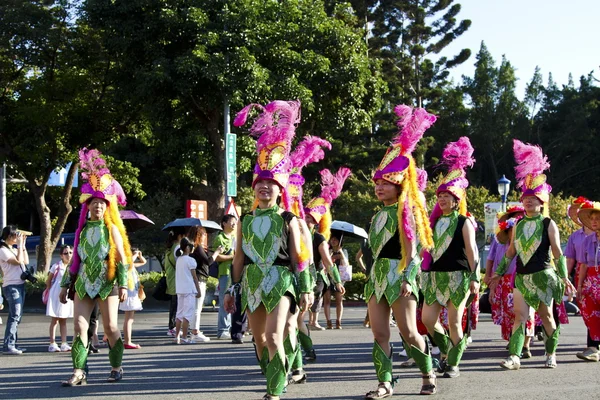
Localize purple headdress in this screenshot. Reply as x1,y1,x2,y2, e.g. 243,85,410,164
286,136,332,218
513,139,552,203
234,100,301,190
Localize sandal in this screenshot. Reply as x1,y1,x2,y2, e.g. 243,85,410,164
124,343,141,349
365,382,393,399
326,320,333,330
288,369,307,384
544,354,557,368
420,374,437,395
107,368,123,382
61,372,87,387
336,320,342,330
399,358,416,368
262,395,280,400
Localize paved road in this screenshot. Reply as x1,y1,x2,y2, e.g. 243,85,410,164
0,307,598,399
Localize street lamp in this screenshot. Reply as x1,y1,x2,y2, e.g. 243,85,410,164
497,175,511,212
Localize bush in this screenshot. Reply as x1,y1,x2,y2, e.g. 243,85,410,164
343,272,367,301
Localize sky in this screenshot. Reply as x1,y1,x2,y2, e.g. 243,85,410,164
439,0,600,96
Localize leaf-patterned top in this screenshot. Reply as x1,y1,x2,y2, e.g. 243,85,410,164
369,204,397,260
515,214,544,266
242,205,288,269
431,211,459,262
77,220,110,298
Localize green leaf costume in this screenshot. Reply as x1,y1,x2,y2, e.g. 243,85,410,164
421,211,470,307
364,204,418,305
514,215,564,309
241,206,297,313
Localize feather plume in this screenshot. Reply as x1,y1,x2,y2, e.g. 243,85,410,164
320,167,351,203
235,100,301,153
289,136,331,170
394,104,413,129
416,168,428,192
396,108,437,154
513,139,550,187
79,148,110,180
440,136,475,171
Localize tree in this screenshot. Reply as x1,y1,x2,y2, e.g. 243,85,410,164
0,1,142,271
463,43,528,189
85,0,386,215
369,0,471,109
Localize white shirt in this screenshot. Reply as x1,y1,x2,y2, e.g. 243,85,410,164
175,254,197,294
0,246,24,287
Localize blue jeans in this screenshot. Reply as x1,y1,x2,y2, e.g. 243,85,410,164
217,274,231,336
3,284,25,351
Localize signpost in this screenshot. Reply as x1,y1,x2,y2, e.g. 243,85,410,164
226,133,237,197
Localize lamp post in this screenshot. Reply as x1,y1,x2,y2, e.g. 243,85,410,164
497,175,511,212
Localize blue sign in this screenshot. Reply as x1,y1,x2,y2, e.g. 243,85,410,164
48,163,78,187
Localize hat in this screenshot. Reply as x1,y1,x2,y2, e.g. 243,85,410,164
513,139,552,205
79,148,127,206
304,168,351,240
285,136,331,219
567,196,589,226
234,100,301,189
495,205,525,244
578,200,600,231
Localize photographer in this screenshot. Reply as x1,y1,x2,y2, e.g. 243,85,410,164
0,225,29,355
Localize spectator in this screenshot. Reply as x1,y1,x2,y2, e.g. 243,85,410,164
212,214,237,340
174,237,201,344
119,247,147,349
165,229,184,337
0,225,29,355
188,226,222,342
46,245,74,352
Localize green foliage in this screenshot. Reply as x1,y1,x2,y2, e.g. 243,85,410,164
343,272,367,301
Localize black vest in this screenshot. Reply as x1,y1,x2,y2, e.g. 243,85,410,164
516,217,552,274
377,229,402,260
430,215,469,272
313,232,326,271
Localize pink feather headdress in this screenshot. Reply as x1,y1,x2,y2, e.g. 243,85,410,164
234,100,301,189
373,105,437,185
513,139,552,203
305,168,351,239
285,136,332,218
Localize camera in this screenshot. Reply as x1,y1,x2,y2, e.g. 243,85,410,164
20,265,38,284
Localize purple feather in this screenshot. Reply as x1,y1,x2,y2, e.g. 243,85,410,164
391,106,437,155
321,167,351,203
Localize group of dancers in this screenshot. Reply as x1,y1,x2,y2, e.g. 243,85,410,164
46,101,599,399
223,100,600,400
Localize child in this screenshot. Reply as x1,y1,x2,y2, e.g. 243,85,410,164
119,247,147,349
175,237,201,344
46,245,74,352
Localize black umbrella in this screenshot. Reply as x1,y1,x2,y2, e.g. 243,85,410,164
162,218,222,233
119,210,155,233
